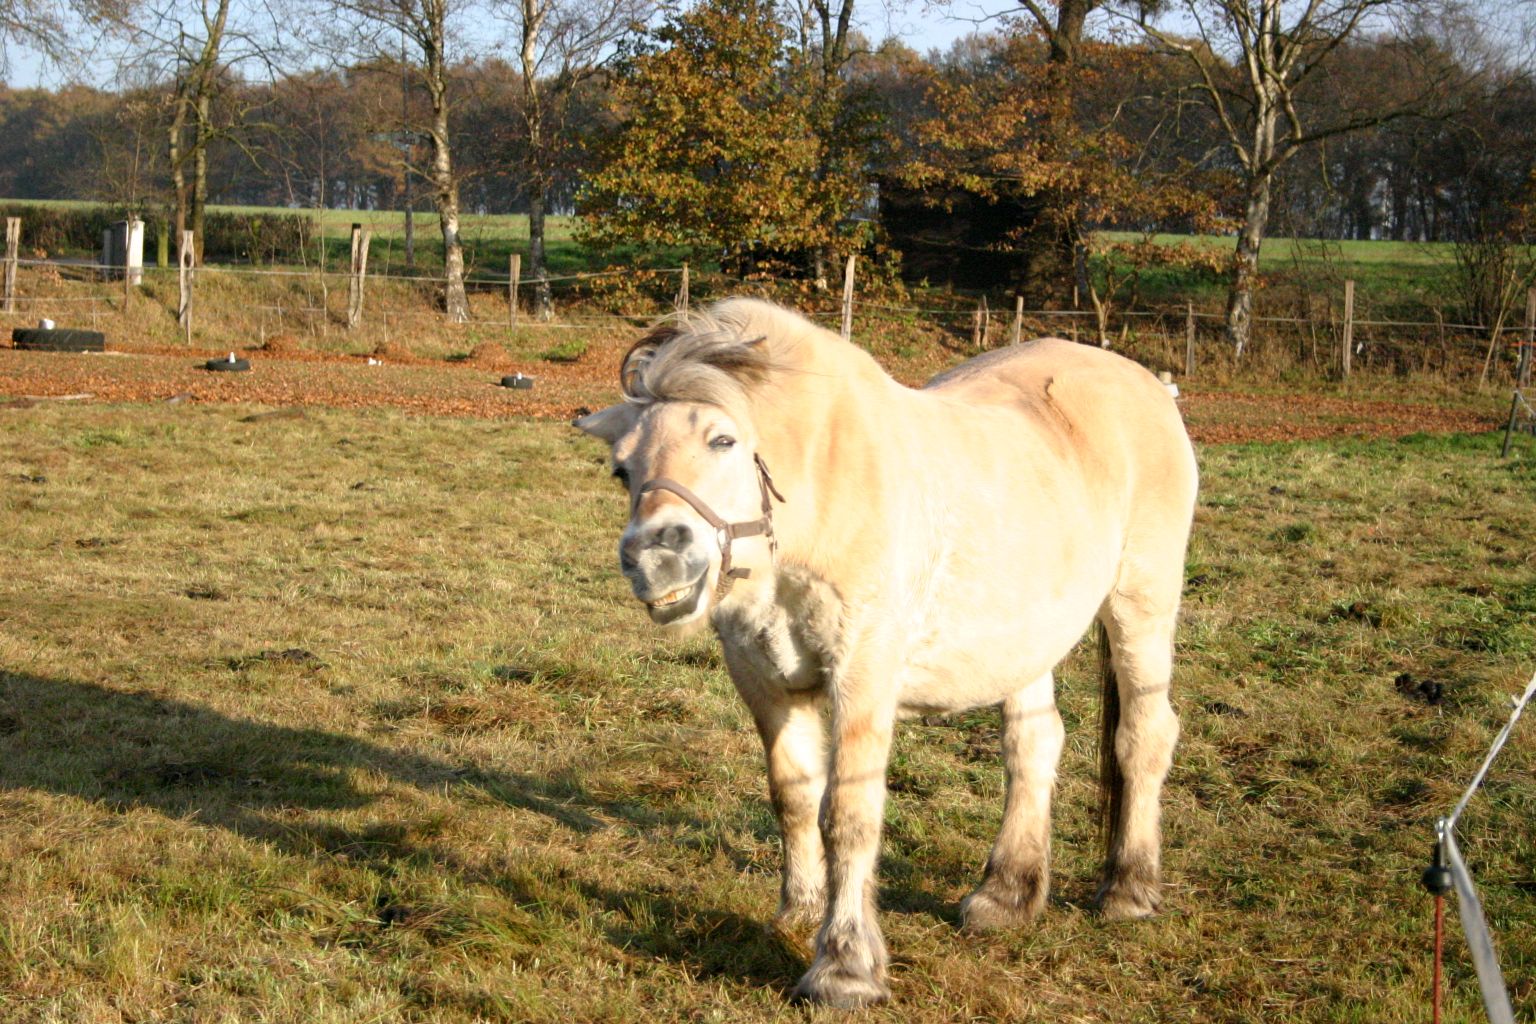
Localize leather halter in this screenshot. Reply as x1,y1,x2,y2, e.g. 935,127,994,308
637,453,786,600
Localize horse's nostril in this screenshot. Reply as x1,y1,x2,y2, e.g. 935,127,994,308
655,523,694,552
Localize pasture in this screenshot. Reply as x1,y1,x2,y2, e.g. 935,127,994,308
4,198,1464,304
1,402,1533,1022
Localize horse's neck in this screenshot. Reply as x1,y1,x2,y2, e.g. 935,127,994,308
756,342,908,586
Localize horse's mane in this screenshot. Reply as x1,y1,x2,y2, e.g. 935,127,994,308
619,299,829,408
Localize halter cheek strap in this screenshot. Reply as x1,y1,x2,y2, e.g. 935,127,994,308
637,453,786,600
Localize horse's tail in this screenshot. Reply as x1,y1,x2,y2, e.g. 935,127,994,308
1097,619,1123,846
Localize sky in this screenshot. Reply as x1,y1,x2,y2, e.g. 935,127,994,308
1,0,1022,90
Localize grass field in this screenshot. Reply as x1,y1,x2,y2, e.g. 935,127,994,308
1,402,1533,1022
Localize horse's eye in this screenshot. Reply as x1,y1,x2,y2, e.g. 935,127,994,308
612,465,630,487
709,435,736,451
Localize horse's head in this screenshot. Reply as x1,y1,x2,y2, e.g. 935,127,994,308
574,316,784,633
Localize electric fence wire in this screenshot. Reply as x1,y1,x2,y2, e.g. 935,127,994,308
1430,669,1536,1024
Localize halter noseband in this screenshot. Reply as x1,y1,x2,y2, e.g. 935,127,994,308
637,453,786,600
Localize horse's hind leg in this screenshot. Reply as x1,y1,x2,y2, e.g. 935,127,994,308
1097,577,1182,920
960,672,1064,930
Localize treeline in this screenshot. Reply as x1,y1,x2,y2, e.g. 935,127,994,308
2,0,1533,349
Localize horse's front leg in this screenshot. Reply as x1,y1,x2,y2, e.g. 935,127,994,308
791,672,897,1008
727,665,828,930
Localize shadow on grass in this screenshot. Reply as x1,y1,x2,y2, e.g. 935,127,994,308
0,667,828,990
0,669,613,841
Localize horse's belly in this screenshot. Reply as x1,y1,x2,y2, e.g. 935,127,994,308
892,584,1100,716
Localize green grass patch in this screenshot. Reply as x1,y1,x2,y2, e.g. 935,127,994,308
0,404,1532,1021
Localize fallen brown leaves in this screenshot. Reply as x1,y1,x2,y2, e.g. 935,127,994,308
0,345,1499,443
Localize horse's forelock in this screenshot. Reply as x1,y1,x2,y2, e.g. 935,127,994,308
620,312,776,410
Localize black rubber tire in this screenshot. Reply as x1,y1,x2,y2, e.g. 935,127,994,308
12,328,106,352
501,374,534,389
205,357,251,372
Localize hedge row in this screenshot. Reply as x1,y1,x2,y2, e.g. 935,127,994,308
0,203,319,264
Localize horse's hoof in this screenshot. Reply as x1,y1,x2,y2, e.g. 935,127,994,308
790,965,891,1009
1096,882,1161,921
960,886,1043,932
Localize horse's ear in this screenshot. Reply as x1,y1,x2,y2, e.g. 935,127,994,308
572,403,637,445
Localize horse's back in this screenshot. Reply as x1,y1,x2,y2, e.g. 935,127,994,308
924,338,1197,536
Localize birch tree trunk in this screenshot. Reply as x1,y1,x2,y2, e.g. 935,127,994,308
422,6,469,323
519,0,551,319
1227,174,1272,358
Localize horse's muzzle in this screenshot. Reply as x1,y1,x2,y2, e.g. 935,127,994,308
621,522,712,625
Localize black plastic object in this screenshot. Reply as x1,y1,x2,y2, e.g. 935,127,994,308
501,373,534,390
1422,844,1453,895
205,354,251,372
12,328,105,352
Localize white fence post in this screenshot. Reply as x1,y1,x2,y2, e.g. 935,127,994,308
178,230,195,344
1342,279,1355,378
3,217,18,314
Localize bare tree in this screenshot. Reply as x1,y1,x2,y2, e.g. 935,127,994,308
320,0,482,320
108,0,286,261
2,0,124,74
506,0,648,318
1135,0,1454,355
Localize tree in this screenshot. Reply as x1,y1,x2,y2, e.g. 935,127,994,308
577,0,842,274
321,0,485,320
1135,0,1454,355
898,25,1225,307
2,0,123,73
783,0,872,283
504,0,649,316
108,0,285,261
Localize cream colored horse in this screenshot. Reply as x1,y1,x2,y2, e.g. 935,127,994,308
575,298,1197,1008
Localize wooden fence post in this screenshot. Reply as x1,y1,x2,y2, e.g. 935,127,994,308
1520,286,1535,389
840,255,855,341
676,262,689,314
1011,293,1023,346
1341,279,1355,378
508,254,521,326
1185,301,1197,376
972,295,990,349
1501,389,1523,458
3,217,19,315
178,230,194,344
347,224,371,329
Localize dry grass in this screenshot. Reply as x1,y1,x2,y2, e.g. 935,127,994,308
0,404,1533,1023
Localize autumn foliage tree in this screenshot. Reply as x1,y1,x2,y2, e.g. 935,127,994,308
899,25,1227,317
577,0,868,276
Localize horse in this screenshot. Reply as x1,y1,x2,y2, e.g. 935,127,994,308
573,298,1198,1008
